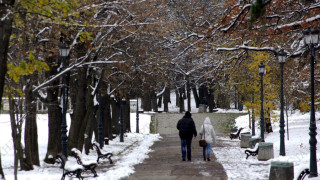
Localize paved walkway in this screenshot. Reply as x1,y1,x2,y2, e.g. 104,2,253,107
122,134,227,180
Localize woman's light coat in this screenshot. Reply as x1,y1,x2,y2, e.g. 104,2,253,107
199,117,216,145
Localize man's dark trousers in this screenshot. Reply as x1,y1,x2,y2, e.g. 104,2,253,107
181,139,192,161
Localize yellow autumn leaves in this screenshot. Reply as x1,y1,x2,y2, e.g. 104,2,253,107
7,52,50,82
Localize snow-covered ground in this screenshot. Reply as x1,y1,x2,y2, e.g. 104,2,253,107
0,113,161,180
214,110,320,180
1,108,320,179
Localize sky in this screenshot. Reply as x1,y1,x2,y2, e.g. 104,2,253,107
1,103,320,179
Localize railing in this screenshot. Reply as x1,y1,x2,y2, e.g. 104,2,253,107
1,98,72,114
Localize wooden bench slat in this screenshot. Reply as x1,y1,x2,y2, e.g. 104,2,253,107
93,142,113,164
71,148,98,177
244,143,259,159
297,168,310,180
56,153,83,180
230,128,244,140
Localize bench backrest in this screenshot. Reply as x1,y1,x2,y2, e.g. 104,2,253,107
253,143,259,151
71,148,83,165
236,128,244,135
56,153,67,168
92,143,103,156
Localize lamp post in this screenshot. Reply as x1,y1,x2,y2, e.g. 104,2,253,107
136,97,139,133
258,62,266,142
59,43,70,157
120,98,125,142
135,67,140,133
277,49,287,156
303,27,319,177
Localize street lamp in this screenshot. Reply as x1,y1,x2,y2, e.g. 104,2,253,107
136,97,139,133
120,98,125,142
135,68,140,134
258,62,266,142
303,27,319,177
59,43,70,157
277,49,287,156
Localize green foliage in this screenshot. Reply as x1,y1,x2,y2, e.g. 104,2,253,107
18,0,81,22
228,51,279,122
79,31,94,42
4,86,24,99
7,0,84,88
7,52,49,82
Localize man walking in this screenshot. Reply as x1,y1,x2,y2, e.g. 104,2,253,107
177,111,197,161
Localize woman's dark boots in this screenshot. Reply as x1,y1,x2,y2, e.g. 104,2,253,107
207,155,211,161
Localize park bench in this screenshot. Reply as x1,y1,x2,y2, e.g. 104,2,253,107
230,127,244,140
92,142,113,164
297,168,310,180
244,143,259,159
56,153,84,180
71,148,98,177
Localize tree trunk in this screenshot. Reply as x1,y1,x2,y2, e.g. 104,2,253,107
44,97,62,163
0,12,13,178
208,88,214,112
248,110,251,128
111,99,120,135
0,2,13,110
186,80,191,112
163,87,170,112
251,94,255,136
0,151,4,179
69,67,87,154
175,89,179,107
69,42,88,154
123,99,130,132
84,99,96,154
151,91,158,112
252,109,255,133
216,88,230,109
102,95,112,140
0,14,11,166
265,108,273,133
178,87,185,113
192,87,199,108
44,55,62,164
79,88,95,153
234,86,238,109
24,78,40,167
198,85,205,102
142,92,152,111
157,96,162,108
9,97,32,175
9,98,19,180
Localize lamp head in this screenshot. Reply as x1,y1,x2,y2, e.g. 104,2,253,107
59,43,70,57
258,62,266,75
303,28,319,45
277,49,287,64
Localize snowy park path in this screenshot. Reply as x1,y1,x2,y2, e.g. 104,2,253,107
122,134,228,180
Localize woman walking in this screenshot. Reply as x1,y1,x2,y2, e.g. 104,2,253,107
199,117,216,161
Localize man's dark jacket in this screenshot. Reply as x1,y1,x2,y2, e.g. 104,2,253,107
177,116,197,140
